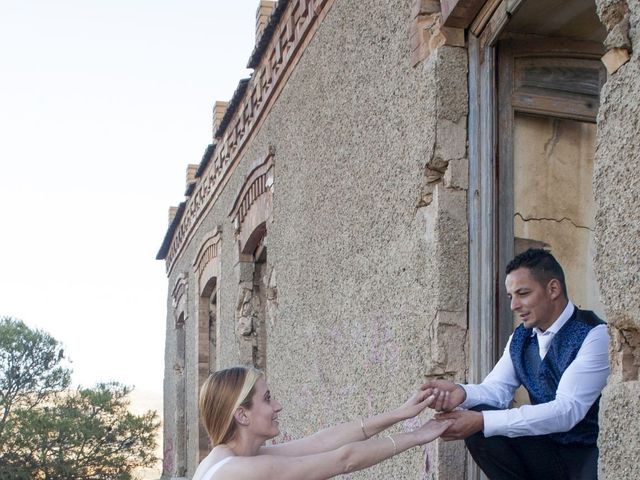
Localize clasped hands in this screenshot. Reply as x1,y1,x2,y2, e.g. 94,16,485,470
419,379,484,441
394,380,482,442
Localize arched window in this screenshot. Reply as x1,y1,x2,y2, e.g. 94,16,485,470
229,148,276,374
167,274,188,478
192,229,222,460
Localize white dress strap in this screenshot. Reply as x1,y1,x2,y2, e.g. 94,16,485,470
203,456,233,480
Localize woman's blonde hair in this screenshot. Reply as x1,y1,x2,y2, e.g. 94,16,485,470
199,366,263,446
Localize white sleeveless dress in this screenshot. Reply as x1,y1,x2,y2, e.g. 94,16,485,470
202,456,233,480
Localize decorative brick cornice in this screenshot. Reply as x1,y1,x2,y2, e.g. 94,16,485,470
248,0,289,69
196,144,216,179
157,202,185,261
214,79,251,140
160,0,335,274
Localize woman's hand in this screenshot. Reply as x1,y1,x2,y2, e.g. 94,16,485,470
411,419,455,444
394,389,437,420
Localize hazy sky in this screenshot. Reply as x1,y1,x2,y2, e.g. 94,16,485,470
0,1,258,394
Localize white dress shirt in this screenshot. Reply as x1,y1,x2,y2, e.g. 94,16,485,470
460,302,610,437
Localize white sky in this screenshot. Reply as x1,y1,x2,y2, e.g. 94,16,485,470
0,1,257,395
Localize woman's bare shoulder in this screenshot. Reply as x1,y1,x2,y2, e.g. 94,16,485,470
216,451,338,480
192,446,234,480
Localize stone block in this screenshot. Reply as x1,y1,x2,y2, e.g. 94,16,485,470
596,0,629,31
412,0,441,18
435,46,469,122
601,48,631,75
435,117,467,161
608,321,640,382
444,157,468,190
604,13,631,50
425,436,467,478
441,26,466,47
435,186,469,312
432,317,467,373
427,314,468,378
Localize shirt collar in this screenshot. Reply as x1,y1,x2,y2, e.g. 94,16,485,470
531,301,575,337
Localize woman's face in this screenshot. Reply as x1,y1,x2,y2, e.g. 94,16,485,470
246,377,282,439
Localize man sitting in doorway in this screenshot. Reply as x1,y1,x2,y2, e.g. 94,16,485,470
423,248,609,480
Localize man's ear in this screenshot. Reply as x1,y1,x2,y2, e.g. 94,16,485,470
234,407,249,426
547,278,563,300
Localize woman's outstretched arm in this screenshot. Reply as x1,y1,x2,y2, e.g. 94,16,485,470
223,419,452,480
259,388,441,457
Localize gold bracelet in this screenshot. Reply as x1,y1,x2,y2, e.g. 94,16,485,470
386,435,397,456
360,418,369,439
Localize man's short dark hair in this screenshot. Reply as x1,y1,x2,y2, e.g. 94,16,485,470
506,248,567,297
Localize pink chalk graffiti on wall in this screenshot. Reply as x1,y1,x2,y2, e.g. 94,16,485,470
270,431,293,445
163,434,174,474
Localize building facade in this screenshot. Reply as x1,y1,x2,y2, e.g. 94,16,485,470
157,0,640,478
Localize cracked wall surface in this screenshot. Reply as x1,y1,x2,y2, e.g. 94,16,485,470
513,114,605,317
595,0,640,478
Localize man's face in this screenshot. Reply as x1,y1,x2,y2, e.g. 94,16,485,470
505,267,557,331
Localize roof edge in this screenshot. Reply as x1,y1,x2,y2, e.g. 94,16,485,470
156,202,186,261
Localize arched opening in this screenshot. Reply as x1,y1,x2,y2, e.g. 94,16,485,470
197,277,218,460
248,229,268,372
192,229,222,461
230,149,275,375
234,224,269,373
168,272,188,479
173,312,187,478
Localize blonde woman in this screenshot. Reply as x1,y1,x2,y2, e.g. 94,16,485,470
193,366,452,480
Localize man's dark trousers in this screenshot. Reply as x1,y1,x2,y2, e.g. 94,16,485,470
465,406,598,480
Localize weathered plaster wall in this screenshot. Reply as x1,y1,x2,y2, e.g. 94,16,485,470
513,115,604,317
595,0,640,477
162,0,469,478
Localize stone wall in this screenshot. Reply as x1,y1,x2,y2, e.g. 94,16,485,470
161,0,470,478
594,0,640,477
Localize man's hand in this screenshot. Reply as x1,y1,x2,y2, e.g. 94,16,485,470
420,380,466,412
434,410,484,441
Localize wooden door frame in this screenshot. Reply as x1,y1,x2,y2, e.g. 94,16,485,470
469,32,605,369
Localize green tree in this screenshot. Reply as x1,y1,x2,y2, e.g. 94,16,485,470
0,317,159,480
0,316,71,441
